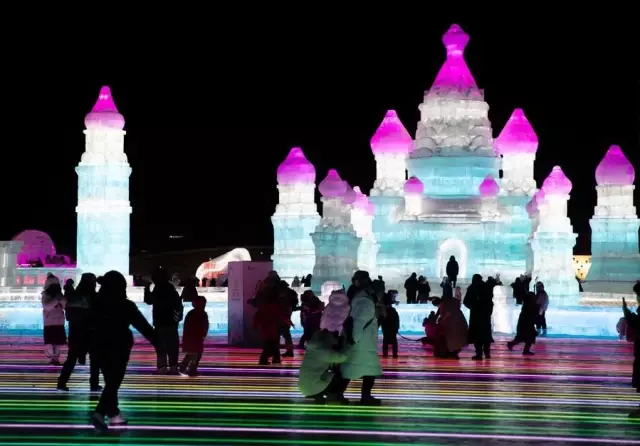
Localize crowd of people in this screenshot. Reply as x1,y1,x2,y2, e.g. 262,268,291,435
40,267,640,430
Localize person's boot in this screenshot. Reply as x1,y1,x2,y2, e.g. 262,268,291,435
282,350,294,358
326,393,350,405
360,395,381,406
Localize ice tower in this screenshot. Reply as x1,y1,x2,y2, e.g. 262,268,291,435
347,186,378,272
76,86,132,278
310,170,361,292
588,145,640,282
271,147,321,280
531,166,579,304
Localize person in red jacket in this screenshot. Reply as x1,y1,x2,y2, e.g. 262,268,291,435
254,293,290,365
180,296,209,377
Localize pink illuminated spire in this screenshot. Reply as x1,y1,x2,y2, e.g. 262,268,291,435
84,86,125,130
525,198,537,216
595,145,635,186
495,109,539,155
343,185,357,205
277,147,316,185
479,175,499,197
404,176,424,195
431,24,478,91
542,166,572,195
353,186,370,210
370,110,413,155
319,169,348,198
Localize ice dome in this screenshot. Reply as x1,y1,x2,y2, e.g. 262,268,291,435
343,185,357,205
479,175,499,197
353,186,369,210
495,108,538,155
277,147,316,185
319,169,348,198
542,166,572,195
370,110,413,155
404,176,424,195
595,145,635,186
84,86,125,130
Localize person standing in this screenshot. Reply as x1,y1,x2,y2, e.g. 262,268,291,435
464,274,494,360
404,273,418,304
41,274,66,365
446,256,459,288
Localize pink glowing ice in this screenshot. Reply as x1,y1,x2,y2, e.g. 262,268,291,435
542,166,572,195
525,198,537,216
276,147,316,185
343,185,357,205
479,175,499,197
404,176,424,195
353,186,370,210
84,86,125,129
595,145,635,186
370,110,413,155
365,201,375,216
319,169,348,198
495,109,538,155
534,188,546,204
431,24,478,91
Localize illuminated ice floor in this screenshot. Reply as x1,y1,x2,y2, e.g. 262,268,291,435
0,334,638,445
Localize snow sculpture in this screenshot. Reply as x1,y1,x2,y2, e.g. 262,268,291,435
271,147,320,280
370,110,413,196
495,108,538,196
76,86,132,278
310,170,361,292
588,145,640,282
531,166,579,304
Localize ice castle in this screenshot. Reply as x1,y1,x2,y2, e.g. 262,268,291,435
271,23,639,312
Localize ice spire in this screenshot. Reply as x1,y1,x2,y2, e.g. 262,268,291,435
370,110,413,155
319,169,348,198
430,24,478,92
277,147,316,185
84,86,125,130
542,166,572,195
595,145,635,186
479,175,499,197
495,109,539,155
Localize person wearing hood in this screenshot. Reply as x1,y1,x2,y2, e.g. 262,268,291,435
89,270,156,431
623,282,640,418
341,271,383,406
464,274,494,360
298,293,350,404
144,267,184,374
446,256,459,288
58,272,101,391
535,282,549,336
41,274,67,365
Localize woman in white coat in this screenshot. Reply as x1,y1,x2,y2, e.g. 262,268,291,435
341,271,383,406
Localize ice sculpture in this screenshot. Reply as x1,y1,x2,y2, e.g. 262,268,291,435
531,166,579,304
271,147,320,280
495,109,538,195
76,86,132,278
349,186,379,272
403,177,423,216
588,145,640,282
370,110,413,196
310,170,361,292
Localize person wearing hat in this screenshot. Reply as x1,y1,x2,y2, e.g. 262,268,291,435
41,274,67,365
341,271,383,406
299,289,350,404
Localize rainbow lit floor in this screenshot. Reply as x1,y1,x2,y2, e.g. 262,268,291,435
0,335,638,445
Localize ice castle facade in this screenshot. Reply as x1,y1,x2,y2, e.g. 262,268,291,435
76,86,132,278
270,24,638,311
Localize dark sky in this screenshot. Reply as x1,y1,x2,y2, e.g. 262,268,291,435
4,12,638,257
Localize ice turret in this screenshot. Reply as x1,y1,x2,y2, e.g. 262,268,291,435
277,147,316,185
403,177,423,216
84,86,125,130
431,24,478,92
403,176,424,195
595,145,635,186
348,186,379,271
370,110,413,196
542,166,572,196
589,144,640,282
479,175,499,197
496,109,538,196
319,169,348,198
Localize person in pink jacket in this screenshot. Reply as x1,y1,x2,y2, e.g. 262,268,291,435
41,274,67,365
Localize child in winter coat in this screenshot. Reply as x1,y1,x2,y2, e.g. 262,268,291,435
379,292,400,358
254,293,290,365
42,274,67,365
180,296,209,377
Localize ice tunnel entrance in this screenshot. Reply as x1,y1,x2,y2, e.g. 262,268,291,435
436,238,468,280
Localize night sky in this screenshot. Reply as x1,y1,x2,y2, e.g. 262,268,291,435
4,13,637,258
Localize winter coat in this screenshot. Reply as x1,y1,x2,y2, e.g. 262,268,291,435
254,302,289,340
379,306,400,336
144,282,183,327
516,294,539,344
90,296,155,352
42,292,66,326
536,290,549,314
341,291,383,380
182,309,209,354
298,330,348,397
404,277,418,300
623,305,639,390
464,283,494,345
440,281,453,299
446,260,459,279
438,298,468,352
417,282,431,301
